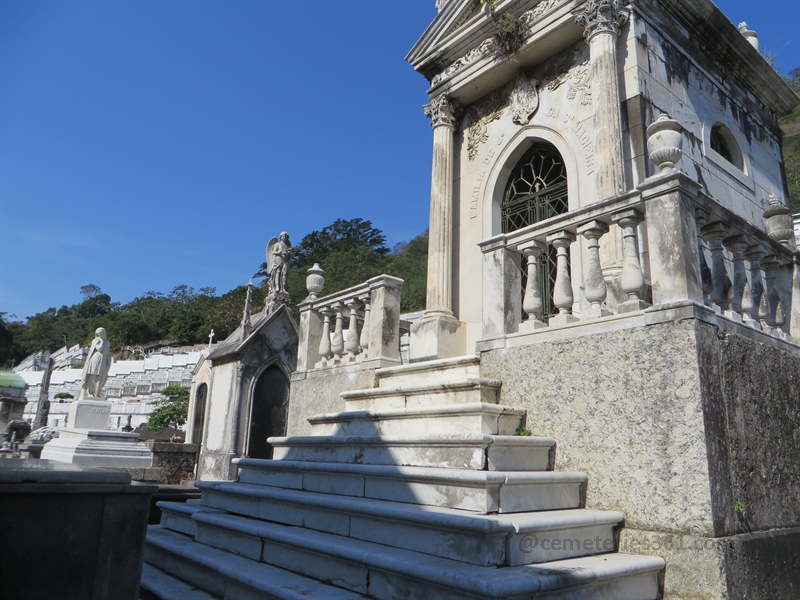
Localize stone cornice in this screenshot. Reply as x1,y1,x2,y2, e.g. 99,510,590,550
573,0,629,41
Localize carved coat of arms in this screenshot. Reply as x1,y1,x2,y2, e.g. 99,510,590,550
511,73,540,125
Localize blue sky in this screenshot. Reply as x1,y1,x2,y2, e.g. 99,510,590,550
2,0,798,320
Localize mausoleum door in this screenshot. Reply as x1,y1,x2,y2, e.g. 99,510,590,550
192,383,207,446
501,142,569,319
248,365,290,460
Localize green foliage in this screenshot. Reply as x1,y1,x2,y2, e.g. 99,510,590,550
0,313,27,368
481,0,498,10
147,385,190,434
515,425,532,436
733,499,746,515
779,67,800,213
53,392,74,399
491,13,530,58
292,218,389,268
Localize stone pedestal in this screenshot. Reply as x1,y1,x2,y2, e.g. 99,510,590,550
67,398,110,430
40,428,153,468
409,314,465,362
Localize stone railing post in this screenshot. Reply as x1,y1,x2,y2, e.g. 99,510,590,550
330,303,345,362
612,208,650,312
744,245,766,326
722,234,751,321
344,298,361,360
700,222,733,311
760,255,782,329
364,275,404,368
694,209,714,306
574,0,628,200
578,220,611,319
479,236,521,342
358,294,371,356
546,231,578,325
317,308,333,366
520,242,547,332
639,172,704,307
296,303,323,372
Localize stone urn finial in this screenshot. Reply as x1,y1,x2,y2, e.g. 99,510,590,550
306,263,325,299
738,22,759,51
763,194,794,249
646,114,683,173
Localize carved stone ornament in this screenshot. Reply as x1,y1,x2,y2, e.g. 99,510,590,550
466,86,510,160
424,94,457,129
573,0,629,41
511,73,540,125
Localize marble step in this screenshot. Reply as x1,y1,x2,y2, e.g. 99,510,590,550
234,458,586,513
159,501,225,538
374,355,481,388
268,433,556,471
145,526,367,600
194,481,623,566
148,520,663,600
140,562,219,600
341,377,502,411
307,403,526,436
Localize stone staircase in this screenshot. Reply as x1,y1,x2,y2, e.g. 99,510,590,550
141,356,665,599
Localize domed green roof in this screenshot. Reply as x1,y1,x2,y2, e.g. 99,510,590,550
0,370,27,389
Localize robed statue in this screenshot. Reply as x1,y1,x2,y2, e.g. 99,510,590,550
265,232,292,314
80,327,112,399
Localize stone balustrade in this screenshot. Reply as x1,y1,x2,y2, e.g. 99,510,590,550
479,170,799,351
297,274,404,372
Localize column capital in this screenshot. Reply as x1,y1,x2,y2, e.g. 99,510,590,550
574,0,629,41
424,94,457,129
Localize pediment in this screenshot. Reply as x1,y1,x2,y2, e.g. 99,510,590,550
406,0,486,67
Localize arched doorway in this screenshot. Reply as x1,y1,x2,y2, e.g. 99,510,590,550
191,383,208,445
501,141,568,319
248,365,290,459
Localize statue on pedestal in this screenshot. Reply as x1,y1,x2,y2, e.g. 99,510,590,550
79,327,112,400
264,232,292,314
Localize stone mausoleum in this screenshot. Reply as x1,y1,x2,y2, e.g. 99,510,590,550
142,1,800,598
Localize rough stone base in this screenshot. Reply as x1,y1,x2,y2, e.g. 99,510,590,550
409,314,466,362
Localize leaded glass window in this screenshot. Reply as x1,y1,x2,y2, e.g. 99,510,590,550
502,142,569,320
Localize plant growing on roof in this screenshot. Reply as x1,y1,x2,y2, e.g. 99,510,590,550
490,12,530,59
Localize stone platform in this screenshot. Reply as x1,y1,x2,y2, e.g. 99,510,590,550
142,356,664,599
40,428,153,467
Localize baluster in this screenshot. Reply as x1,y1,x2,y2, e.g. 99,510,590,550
695,209,714,306
700,222,732,311
331,303,345,362
359,294,371,356
760,255,783,334
722,234,750,322
578,220,611,319
344,299,361,361
612,208,650,313
744,246,766,327
520,242,547,331
546,231,578,325
317,308,333,367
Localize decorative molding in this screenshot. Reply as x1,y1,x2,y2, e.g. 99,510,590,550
466,86,511,160
511,73,540,125
544,49,592,106
431,40,493,87
424,94,457,129
521,0,561,23
573,0,629,41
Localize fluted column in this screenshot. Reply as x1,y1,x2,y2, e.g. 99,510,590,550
546,231,578,325
423,94,457,317
577,220,611,318
575,0,629,200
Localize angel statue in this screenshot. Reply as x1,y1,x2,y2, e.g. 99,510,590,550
80,327,113,400
265,232,292,313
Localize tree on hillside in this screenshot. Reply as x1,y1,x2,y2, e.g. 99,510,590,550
147,385,190,434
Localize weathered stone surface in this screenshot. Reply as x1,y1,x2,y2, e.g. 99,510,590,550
286,369,377,436
481,320,714,534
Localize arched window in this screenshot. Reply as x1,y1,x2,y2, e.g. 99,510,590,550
502,142,569,320
710,123,744,171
